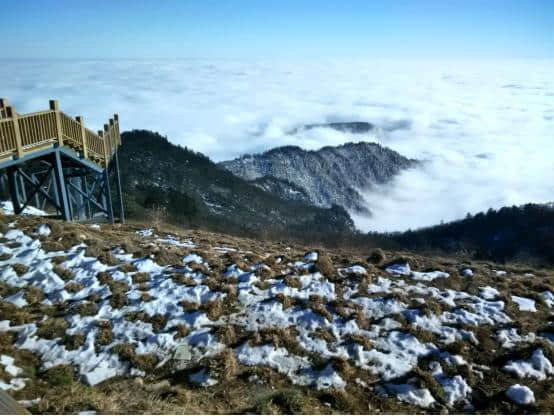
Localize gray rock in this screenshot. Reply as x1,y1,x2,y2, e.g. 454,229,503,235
173,344,193,361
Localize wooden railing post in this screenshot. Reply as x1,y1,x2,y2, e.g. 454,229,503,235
103,123,111,163
76,116,88,159
99,128,108,168
6,106,24,158
114,114,120,145
49,100,64,147
0,98,9,118
109,118,116,156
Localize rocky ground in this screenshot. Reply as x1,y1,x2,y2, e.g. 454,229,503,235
0,214,553,414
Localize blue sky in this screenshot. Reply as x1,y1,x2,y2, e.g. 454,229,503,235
1,0,553,59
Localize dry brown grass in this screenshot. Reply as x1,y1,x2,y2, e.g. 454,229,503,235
202,299,225,321
154,249,185,266
315,254,335,278
180,300,200,312
11,263,29,276
419,298,447,317
78,301,99,316
124,312,168,332
95,321,114,346
0,299,34,326
283,275,302,289
171,273,197,286
110,291,129,308
112,342,159,370
254,280,271,290
132,353,159,372
36,317,69,339
345,333,373,351
312,327,337,343
309,300,333,322
367,248,386,265
215,348,239,381
24,286,44,304
146,204,168,228
132,272,150,284
0,252,12,260
252,327,304,356
53,265,74,281
216,325,238,346
414,367,446,405
257,266,274,279
43,364,75,386
119,262,137,273
173,324,190,339
0,282,18,297
405,327,439,344
275,293,298,310
65,281,84,293
64,333,85,350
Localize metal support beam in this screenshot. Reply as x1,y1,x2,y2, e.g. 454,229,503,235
113,150,125,223
67,178,106,213
53,151,71,221
82,176,92,218
40,175,53,210
18,174,26,202
15,168,53,215
16,167,60,213
6,167,22,214
31,174,40,208
103,168,114,224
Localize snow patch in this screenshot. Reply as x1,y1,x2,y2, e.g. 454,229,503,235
505,384,535,405
1,201,47,216
503,348,553,380
384,383,436,408
35,224,51,236
479,286,499,300
189,369,218,387
304,251,318,262
183,253,204,265
511,296,537,312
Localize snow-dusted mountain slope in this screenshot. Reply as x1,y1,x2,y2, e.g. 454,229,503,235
1,216,554,413
220,139,416,214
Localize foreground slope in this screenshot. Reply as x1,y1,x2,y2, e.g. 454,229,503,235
0,216,553,413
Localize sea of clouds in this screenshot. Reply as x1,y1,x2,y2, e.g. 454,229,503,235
1,58,553,231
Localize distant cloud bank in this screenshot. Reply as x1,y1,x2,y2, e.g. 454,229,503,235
2,58,553,231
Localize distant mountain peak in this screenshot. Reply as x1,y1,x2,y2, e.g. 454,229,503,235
220,138,416,215
289,121,375,135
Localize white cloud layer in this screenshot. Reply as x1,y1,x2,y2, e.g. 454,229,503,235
1,59,553,231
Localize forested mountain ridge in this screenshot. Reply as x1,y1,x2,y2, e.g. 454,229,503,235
116,130,354,234
220,140,416,213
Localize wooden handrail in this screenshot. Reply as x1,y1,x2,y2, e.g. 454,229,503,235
0,99,120,167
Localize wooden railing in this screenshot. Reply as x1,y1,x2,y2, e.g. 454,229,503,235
0,98,120,167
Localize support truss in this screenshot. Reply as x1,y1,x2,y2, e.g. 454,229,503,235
0,147,124,223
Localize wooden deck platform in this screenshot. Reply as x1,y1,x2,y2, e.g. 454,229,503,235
0,98,120,168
